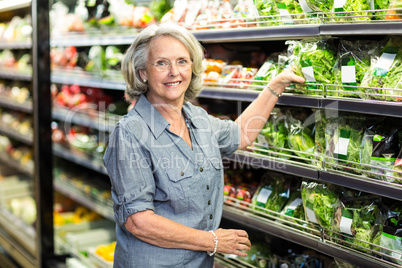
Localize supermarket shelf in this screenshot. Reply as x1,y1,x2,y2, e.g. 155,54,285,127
51,71,402,117
0,69,32,81
319,22,402,36
200,87,321,108
0,153,33,177
214,253,256,268
0,207,36,268
51,31,139,47
0,96,32,113
230,150,402,201
54,177,114,221
319,171,402,201
0,39,32,50
0,124,33,145
49,22,402,47
51,71,126,91
0,0,31,12
222,205,398,268
52,106,117,132
228,150,319,180
192,25,320,43
321,98,402,118
53,143,108,175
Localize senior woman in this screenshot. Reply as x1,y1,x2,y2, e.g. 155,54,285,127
104,23,304,267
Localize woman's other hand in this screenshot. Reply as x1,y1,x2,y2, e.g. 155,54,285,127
214,228,251,257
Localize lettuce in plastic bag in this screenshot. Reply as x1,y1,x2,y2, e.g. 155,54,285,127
324,115,365,174
286,38,336,94
361,36,402,101
332,39,377,98
301,181,340,229
334,189,382,253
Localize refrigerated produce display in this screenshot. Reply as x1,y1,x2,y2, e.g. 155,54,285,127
1,0,402,267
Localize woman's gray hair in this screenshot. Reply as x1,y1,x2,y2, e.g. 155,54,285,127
122,23,205,102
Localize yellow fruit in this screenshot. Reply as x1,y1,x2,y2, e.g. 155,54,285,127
95,245,108,257
103,251,114,262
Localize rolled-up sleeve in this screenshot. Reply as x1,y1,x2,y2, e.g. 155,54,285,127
103,122,155,227
207,115,241,158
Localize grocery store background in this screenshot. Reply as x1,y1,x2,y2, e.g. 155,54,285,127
0,0,401,267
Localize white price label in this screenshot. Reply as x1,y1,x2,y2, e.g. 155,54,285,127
256,188,272,204
334,137,350,156
302,66,316,82
375,53,397,72
341,65,356,83
305,207,318,223
340,216,353,235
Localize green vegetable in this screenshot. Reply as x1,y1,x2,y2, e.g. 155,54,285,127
361,36,402,101
252,60,278,90
254,0,281,26
149,0,172,21
374,0,391,20
287,116,315,161
301,181,340,229
333,0,372,21
324,115,365,174
332,39,376,98
335,189,382,252
305,0,333,13
287,38,336,94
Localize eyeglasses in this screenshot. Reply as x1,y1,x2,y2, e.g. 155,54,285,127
148,59,193,72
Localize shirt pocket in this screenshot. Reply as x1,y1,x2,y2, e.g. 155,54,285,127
165,166,194,200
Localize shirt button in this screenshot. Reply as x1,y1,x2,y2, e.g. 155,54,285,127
208,200,211,205
209,215,213,219
206,185,210,190
180,171,184,176
199,167,203,172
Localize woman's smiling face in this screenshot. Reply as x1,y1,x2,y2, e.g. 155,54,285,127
141,35,193,106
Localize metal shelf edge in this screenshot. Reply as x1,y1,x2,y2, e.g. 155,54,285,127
53,145,108,175
321,98,402,118
319,22,402,36
228,151,319,180
319,171,402,201
193,25,320,42
0,0,31,12
0,230,36,268
53,180,114,221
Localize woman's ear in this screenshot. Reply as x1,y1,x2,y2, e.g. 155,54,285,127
139,69,147,83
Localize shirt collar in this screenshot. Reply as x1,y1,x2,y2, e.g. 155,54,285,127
134,94,169,139
134,95,202,139
182,101,202,129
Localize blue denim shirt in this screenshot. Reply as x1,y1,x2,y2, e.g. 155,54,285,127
104,94,240,268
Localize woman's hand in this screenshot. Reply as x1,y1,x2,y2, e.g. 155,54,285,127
214,228,251,257
267,68,305,96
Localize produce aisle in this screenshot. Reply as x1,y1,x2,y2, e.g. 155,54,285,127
0,0,402,267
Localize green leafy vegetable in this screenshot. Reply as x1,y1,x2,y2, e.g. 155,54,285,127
332,39,376,98
301,181,340,229
361,36,402,101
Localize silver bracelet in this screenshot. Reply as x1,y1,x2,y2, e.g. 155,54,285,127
207,230,218,256
267,85,282,98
